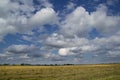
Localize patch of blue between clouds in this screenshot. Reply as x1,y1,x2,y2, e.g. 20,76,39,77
89,28,102,39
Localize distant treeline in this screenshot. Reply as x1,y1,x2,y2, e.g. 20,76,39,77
0,63,120,66
0,63,75,66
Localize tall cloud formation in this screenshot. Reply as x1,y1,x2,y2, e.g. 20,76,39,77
0,0,120,64
0,0,58,42
61,4,120,37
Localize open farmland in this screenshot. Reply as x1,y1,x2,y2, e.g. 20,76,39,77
0,64,120,80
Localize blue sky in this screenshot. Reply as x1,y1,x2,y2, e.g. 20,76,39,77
0,0,120,64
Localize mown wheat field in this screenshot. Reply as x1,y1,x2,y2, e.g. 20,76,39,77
0,64,120,80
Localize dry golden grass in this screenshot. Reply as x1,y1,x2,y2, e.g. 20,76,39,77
0,64,120,80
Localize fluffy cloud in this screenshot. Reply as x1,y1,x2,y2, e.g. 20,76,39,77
0,0,120,64
0,0,58,42
0,44,41,63
45,32,120,58
45,33,89,48
6,44,36,54
45,33,67,48
44,53,65,61
58,48,70,56
61,4,120,37
29,7,58,27
61,6,90,37
58,45,99,56
66,1,76,10
108,51,120,57
37,0,53,8
0,53,8,58
0,0,33,41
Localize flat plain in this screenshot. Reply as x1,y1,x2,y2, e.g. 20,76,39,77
0,64,120,80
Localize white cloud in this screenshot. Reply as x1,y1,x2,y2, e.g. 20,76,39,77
58,48,70,56
19,54,30,59
108,51,120,57
6,44,36,54
58,45,99,56
61,4,120,37
0,0,120,63
0,0,33,41
45,33,89,48
45,33,67,48
45,32,120,58
37,0,53,8
44,53,65,61
29,7,58,27
0,0,58,42
0,18,17,42
42,4,120,59
90,5,120,35
22,35,32,41
0,53,8,57
0,18,16,33
66,2,76,10
61,6,90,37
80,45,99,52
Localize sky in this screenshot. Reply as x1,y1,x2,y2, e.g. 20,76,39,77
0,0,120,64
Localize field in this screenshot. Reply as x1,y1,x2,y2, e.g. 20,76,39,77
0,64,120,80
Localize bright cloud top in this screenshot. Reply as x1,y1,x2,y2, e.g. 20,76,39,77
61,4,120,37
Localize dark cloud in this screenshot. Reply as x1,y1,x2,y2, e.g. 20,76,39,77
28,53,44,58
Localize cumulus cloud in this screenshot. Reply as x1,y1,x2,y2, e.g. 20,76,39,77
6,44,36,54
58,45,99,56
29,7,58,27
37,0,53,8
58,48,70,56
19,54,30,59
0,44,46,63
0,53,8,58
22,35,32,41
45,33,89,48
0,0,58,42
61,6,90,37
108,51,120,57
61,4,120,37
45,32,120,59
0,0,32,41
44,53,65,61
66,1,76,10
45,33,67,48
0,0,120,64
